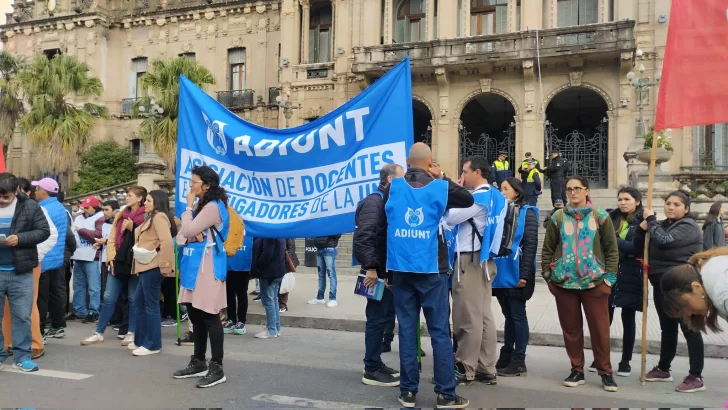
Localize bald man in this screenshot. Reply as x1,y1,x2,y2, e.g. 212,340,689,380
384,143,473,408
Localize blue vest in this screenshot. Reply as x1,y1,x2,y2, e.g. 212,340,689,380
352,190,384,267
385,178,448,274
493,205,540,288
227,235,253,272
179,201,230,290
40,197,67,271
450,187,507,266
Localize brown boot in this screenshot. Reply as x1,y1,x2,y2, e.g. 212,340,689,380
31,348,45,359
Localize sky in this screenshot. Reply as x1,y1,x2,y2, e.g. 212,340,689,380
0,0,13,50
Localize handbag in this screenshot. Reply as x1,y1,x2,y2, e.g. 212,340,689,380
132,245,158,265
285,251,297,273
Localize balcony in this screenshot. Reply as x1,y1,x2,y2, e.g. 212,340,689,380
268,87,281,106
120,98,139,118
216,90,255,110
352,21,636,75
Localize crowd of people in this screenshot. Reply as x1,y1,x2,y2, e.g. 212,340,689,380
0,142,726,407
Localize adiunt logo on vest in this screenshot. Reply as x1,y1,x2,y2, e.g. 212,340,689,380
396,207,430,239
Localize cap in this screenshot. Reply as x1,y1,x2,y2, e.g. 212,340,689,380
31,178,59,194
555,199,564,206
527,159,537,165
498,150,508,156
80,196,101,208
524,152,532,157
550,150,560,155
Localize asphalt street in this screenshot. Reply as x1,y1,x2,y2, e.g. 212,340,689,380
1,323,726,408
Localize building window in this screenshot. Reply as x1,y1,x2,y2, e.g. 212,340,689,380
309,3,332,63
471,0,508,35
130,57,148,98
395,0,436,43
179,52,196,60
130,138,142,162
43,48,62,59
228,48,246,91
694,123,728,169
557,0,597,27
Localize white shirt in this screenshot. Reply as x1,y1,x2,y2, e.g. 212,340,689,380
701,255,728,322
442,184,490,252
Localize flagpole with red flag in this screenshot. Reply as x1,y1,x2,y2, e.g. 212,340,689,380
641,0,728,385
0,142,6,173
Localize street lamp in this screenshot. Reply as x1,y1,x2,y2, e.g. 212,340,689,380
627,62,661,137
137,99,164,159
275,91,302,128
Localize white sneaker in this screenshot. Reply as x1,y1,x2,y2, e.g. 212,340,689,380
121,333,134,346
117,334,125,340
327,300,338,308
127,342,138,350
80,333,104,346
255,330,274,339
132,346,161,356
307,298,325,305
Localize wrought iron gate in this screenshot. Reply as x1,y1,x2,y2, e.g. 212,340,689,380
459,126,515,171
544,119,608,188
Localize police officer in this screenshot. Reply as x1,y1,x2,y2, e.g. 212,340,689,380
490,150,511,188
519,152,542,181
385,142,473,409
544,150,568,206
524,159,542,206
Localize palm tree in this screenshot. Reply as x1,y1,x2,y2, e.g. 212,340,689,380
0,51,26,147
17,54,107,174
135,56,215,169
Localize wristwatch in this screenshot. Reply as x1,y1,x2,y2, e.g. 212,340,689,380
185,206,194,212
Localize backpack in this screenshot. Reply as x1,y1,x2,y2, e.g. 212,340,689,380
212,206,245,257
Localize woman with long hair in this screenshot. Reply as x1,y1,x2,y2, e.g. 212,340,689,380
541,176,619,392
130,190,176,357
80,186,147,347
702,202,725,251
661,247,727,333
174,166,230,388
493,177,539,377
634,190,705,392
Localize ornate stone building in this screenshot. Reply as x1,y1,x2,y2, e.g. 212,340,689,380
1,0,721,189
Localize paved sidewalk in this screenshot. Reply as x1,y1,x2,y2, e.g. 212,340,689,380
246,270,728,359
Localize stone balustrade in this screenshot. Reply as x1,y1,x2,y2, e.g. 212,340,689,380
63,180,138,211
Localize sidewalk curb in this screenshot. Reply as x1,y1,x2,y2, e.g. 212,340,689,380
247,312,728,359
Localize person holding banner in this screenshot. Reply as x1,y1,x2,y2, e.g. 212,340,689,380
69,196,105,324
175,165,230,388
386,142,473,409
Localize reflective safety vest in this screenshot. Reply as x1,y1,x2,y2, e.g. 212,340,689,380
493,160,509,171
527,168,541,182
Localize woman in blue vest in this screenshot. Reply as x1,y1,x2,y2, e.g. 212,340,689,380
493,177,539,377
174,165,230,389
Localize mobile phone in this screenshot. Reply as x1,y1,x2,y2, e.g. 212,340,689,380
0,234,7,242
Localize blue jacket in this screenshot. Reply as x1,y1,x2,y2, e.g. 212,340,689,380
39,197,67,271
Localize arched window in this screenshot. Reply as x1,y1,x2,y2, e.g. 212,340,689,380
309,3,332,63
470,0,508,35
395,0,435,43
557,0,597,27
694,124,728,169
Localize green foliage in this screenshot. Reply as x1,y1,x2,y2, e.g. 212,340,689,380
70,140,138,196
642,126,673,152
0,51,26,144
16,54,106,173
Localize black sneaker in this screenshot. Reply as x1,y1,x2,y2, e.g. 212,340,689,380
66,312,81,321
563,371,586,387
602,374,619,392
362,369,400,387
82,313,99,324
381,364,400,377
398,392,416,408
495,347,513,371
474,372,497,385
252,295,261,303
196,361,226,388
436,394,469,409
382,342,391,353
419,348,426,357
180,331,194,346
617,362,631,377
173,356,208,379
587,361,597,372
47,327,66,338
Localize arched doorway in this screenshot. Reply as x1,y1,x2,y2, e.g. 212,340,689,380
545,87,609,188
459,93,516,170
413,99,433,146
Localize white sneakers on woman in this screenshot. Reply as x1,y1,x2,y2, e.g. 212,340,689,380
132,346,161,356
80,333,104,346
121,333,134,346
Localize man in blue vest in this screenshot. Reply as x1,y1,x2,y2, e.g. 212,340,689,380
385,142,473,409
489,150,511,188
31,178,69,339
354,163,404,388
443,155,507,387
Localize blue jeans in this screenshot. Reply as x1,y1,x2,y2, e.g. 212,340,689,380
96,274,139,335
393,272,456,400
0,270,34,364
316,248,338,300
364,287,394,372
260,278,282,335
72,260,101,316
496,294,529,355
134,269,164,350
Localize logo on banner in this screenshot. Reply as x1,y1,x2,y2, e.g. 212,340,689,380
203,111,228,156
405,207,424,228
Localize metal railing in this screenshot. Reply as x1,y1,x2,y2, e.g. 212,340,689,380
120,98,139,117
216,90,255,110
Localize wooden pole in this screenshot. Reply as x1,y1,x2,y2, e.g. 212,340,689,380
640,130,661,385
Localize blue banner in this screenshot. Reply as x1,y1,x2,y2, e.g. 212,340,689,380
176,58,413,238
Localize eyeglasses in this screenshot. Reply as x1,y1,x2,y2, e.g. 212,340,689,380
566,187,585,194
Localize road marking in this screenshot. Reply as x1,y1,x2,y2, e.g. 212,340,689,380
3,367,93,380
251,394,373,409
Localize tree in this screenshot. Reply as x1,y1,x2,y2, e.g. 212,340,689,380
17,54,107,174
70,140,138,195
0,51,25,145
135,56,215,169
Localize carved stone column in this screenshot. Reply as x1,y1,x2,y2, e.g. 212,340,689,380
301,0,311,63
383,0,393,44
426,0,436,40
462,0,471,36
434,68,456,176
508,0,517,33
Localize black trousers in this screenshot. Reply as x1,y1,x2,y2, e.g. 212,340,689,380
65,261,73,313
226,271,250,324
185,303,224,365
609,304,637,364
161,277,177,319
649,273,704,377
38,267,67,331
550,178,566,206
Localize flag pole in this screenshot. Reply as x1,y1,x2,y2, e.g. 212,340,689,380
640,129,660,385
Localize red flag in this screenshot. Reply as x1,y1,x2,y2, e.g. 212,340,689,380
654,0,728,131
0,142,5,173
